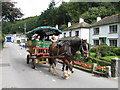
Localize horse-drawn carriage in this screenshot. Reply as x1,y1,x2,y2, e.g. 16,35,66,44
26,26,62,69
26,26,89,79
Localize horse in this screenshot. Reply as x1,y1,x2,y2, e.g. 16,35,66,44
48,36,89,79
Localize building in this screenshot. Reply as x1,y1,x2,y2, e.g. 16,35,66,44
60,18,90,43
5,34,27,43
89,14,120,47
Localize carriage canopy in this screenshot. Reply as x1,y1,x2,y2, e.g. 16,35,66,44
26,26,62,36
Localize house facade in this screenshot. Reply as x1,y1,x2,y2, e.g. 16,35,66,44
89,14,120,47
59,18,90,43
5,34,27,43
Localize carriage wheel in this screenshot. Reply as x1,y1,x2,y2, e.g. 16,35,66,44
26,55,30,64
31,59,35,69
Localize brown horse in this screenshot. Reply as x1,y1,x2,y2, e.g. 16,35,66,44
48,36,89,79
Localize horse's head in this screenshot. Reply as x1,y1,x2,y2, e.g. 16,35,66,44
80,39,89,59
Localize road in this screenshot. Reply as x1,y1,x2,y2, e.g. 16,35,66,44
0,42,118,88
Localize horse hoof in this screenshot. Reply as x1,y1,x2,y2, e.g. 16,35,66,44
53,73,57,76
63,76,69,79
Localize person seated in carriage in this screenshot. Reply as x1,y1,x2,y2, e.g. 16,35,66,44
50,35,57,43
35,35,41,41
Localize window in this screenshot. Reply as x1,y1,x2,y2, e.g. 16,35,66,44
64,33,66,37
109,25,117,33
99,37,107,44
69,32,71,37
93,40,99,45
93,28,99,35
109,40,117,47
75,31,79,36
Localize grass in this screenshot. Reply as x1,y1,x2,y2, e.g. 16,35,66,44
101,56,120,60
76,52,120,61
89,52,120,61
89,52,96,58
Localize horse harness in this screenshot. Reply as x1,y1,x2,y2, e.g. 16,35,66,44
56,40,73,56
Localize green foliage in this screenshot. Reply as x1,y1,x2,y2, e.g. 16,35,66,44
90,48,96,53
59,24,67,30
2,16,39,34
100,56,120,61
81,6,117,24
113,48,120,55
107,51,116,56
2,2,120,34
90,45,118,57
108,46,116,52
90,52,96,58
2,2,23,22
86,60,93,65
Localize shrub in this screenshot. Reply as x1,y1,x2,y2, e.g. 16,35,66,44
108,46,116,52
90,47,96,52
101,52,107,57
95,52,101,58
99,44,108,52
113,48,120,55
107,51,116,56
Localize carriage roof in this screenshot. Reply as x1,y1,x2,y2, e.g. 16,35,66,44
26,26,62,36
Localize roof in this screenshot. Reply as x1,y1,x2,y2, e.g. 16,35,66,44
90,14,120,27
63,22,90,31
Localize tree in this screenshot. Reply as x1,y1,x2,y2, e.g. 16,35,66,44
2,2,23,22
81,6,118,24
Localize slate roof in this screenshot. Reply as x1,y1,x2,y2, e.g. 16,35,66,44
90,14,120,27
63,22,90,31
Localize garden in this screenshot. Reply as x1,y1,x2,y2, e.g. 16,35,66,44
73,44,120,77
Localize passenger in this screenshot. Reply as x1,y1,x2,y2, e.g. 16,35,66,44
50,35,57,43
35,35,41,41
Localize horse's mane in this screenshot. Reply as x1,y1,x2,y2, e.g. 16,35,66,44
59,36,80,41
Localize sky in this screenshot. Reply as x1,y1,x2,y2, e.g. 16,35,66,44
13,0,69,19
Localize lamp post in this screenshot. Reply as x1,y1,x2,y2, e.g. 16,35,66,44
18,23,26,35
24,23,26,34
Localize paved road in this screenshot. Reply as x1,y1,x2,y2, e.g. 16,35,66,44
0,42,118,88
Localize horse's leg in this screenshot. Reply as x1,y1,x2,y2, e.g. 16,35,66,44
64,59,74,73
48,58,53,72
62,63,65,71
62,59,73,79
52,58,59,75
48,64,53,72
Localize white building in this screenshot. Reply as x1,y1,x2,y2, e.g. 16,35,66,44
89,14,120,47
5,34,27,43
60,18,90,43
15,34,27,43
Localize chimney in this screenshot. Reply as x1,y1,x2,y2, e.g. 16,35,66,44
55,24,58,29
79,18,84,23
97,17,101,22
68,22,71,27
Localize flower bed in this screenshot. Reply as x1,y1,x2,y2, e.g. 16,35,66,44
72,60,108,73
95,66,107,73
